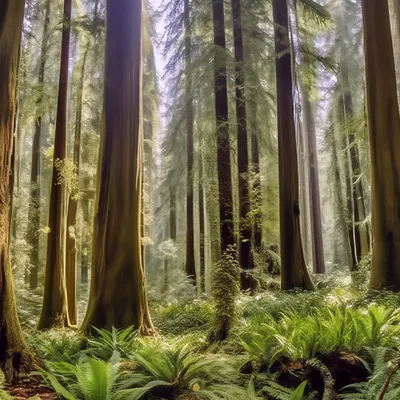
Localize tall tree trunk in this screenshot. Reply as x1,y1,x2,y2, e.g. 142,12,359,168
82,0,154,333
272,0,314,291
198,149,205,293
330,119,354,270
26,0,51,290
362,0,400,291
164,180,177,293
66,45,88,326
38,0,72,330
212,0,236,341
389,0,400,104
231,0,255,291
339,60,370,266
212,0,235,254
0,0,34,382
80,176,91,284
302,91,325,274
298,116,310,265
184,0,196,281
250,113,262,250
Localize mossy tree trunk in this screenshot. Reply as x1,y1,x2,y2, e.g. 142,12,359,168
66,45,89,326
26,0,51,290
231,0,255,291
184,0,196,282
362,0,400,291
212,0,235,255
82,0,154,333
0,0,34,382
38,0,72,330
272,0,314,291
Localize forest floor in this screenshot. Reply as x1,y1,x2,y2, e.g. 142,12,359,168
2,268,400,399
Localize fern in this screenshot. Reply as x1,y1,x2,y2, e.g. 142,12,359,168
117,338,243,399
85,326,138,359
339,347,400,400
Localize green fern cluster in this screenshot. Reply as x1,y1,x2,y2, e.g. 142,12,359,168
240,304,397,367
339,347,400,399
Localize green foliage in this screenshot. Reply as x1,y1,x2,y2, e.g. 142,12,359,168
85,326,138,359
339,347,400,399
240,304,397,367
210,245,240,342
28,330,84,363
41,351,120,400
118,338,242,399
153,300,214,335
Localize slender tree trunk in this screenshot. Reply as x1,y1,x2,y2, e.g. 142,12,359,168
198,149,205,293
330,119,354,270
82,0,154,333
302,91,325,274
231,0,255,291
389,0,400,104
164,180,177,293
362,0,400,291
66,45,88,326
340,61,370,266
212,0,235,254
0,0,34,382
250,113,262,250
184,0,196,281
80,176,91,284
38,0,72,330
272,0,314,291
26,0,51,290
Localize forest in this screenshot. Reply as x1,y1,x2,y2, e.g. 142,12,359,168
1,0,400,398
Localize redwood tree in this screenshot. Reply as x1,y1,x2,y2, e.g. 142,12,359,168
26,0,51,290
184,0,196,281
66,45,89,326
231,0,255,291
0,0,33,381
82,0,154,333
272,0,314,290
38,0,72,329
212,0,235,255
362,0,400,291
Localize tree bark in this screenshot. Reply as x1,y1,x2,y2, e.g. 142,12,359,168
82,0,154,333
362,0,400,291
330,118,354,270
250,114,262,250
184,0,196,281
302,91,325,274
66,45,88,326
26,0,51,290
231,0,255,291
389,0,400,105
339,59,370,268
38,0,72,330
0,0,34,382
212,0,235,254
272,0,314,291
198,149,205,293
